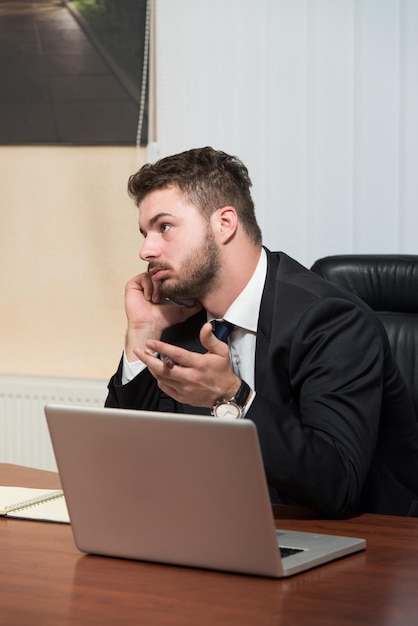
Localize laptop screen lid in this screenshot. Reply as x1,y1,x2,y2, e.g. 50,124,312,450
44,405,365,578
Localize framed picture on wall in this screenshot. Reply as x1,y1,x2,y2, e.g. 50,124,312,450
0,0,149,146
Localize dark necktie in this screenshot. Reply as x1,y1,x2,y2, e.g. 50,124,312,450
212,319,235,343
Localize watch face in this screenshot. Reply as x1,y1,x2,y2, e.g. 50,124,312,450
214,401,241,420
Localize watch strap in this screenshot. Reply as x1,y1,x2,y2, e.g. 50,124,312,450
231,379,251,408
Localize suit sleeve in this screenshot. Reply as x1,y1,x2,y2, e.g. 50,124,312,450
248,297,385,517
105,356,179,412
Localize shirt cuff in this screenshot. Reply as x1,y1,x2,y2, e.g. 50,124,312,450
242,389,256,418
122,350,147,384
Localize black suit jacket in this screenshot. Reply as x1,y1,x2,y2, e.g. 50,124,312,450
106,250,418,517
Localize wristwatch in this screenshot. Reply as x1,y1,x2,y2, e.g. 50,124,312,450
211,380,251,419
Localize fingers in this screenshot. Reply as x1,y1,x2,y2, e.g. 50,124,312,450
135,342,187,368
199,322,229,355
135,327,238,408
137,322,228,366
127,272,161,304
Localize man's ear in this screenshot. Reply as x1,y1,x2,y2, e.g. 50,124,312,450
212,206,238,242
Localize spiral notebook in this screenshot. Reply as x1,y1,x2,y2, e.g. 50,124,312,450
0,486,70,523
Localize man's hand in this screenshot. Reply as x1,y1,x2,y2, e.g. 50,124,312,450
134,322,241,408
124,272,201,361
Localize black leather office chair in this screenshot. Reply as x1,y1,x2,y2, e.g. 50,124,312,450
310,255,418,420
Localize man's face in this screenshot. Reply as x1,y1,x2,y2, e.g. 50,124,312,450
138,187,221,300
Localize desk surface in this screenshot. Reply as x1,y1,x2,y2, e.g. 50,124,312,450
1,463,418,626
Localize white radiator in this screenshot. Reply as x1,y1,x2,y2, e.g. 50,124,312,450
0,375,108,471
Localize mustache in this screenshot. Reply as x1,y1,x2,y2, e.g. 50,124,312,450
147,262,172,273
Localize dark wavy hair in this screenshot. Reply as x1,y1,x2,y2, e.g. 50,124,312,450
127,147,262,246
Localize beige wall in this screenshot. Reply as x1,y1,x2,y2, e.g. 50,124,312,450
0,145,147,380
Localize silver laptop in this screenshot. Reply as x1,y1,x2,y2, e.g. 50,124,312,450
44,405,365,578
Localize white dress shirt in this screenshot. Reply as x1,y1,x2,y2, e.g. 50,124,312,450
208,248,267,389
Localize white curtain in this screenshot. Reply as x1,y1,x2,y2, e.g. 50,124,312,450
149,0,418,268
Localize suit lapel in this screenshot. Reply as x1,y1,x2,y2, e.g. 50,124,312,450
255,251,280,392
162,309,207,354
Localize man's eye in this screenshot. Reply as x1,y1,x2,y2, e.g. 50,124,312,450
161,224,172,233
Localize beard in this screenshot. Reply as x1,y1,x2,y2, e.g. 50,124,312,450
152,227,221,301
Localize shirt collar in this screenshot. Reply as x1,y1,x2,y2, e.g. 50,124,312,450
207,248,267,333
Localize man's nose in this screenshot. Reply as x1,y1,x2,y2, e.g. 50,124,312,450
139,235,159,261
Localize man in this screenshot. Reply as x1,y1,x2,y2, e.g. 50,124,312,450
106,146,418,518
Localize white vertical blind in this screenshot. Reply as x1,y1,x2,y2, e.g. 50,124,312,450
150,0,418,268
353,0,400,252
400,0,418,251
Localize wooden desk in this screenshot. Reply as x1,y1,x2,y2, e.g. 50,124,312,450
1,463,417,626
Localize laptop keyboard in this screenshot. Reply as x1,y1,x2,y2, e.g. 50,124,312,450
280,546,304,558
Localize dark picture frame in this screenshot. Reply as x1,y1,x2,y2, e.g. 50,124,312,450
0,0,149,145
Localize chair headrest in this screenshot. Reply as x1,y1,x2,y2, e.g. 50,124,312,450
310,255,418,313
